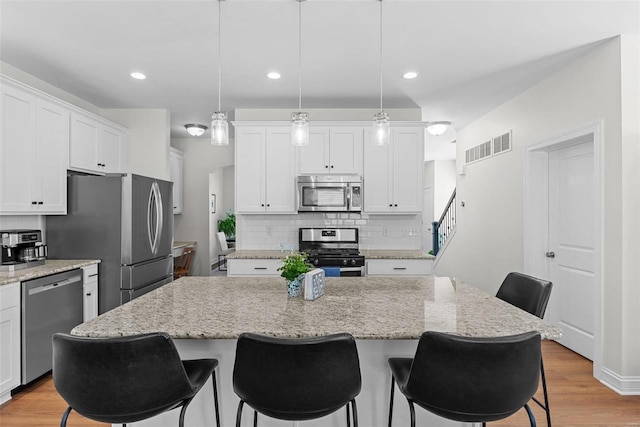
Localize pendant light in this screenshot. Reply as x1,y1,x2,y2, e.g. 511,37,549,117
291,0,309,146
372,0,389,146
211,0,229,146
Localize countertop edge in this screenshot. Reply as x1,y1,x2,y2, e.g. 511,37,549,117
0,259,101,286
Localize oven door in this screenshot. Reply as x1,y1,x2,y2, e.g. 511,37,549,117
340,267,363,277
297,182,349,212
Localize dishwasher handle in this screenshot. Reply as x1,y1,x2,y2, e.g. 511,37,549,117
27,276,82,296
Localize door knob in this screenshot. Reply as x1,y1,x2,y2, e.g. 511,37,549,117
545,251,555,258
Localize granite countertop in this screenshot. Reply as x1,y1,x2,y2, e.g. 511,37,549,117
0,259,101,286
360,250,435,260
72,276,563,341
227,249,434,260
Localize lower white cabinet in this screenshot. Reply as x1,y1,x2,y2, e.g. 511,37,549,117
0,282,21,404
227,259,282,277
366,259,433,276
82,264,99,322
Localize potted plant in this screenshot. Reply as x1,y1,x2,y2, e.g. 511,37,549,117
218,211,235,239
277,251,313,297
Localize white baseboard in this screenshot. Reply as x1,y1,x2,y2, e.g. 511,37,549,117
0,390,12,405
599,367,640,395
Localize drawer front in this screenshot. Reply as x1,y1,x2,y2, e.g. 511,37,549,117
0,282,20,311
82,264,98,283
228,259,282,277
366,259,432,276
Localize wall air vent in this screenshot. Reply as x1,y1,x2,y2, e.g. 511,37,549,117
493,131,512,155
465,130,512,165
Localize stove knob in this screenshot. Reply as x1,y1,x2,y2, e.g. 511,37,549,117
351,259,357,266
313,259,319,266
343,259,348,266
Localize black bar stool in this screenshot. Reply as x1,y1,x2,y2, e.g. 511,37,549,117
233,332,361,426
496,271,554,426
388,331,542,427
52,332,221,427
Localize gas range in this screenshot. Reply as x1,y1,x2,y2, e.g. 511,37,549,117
299,228,365,275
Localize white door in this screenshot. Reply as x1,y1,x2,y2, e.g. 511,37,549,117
547,140,595,360
422,186,433,253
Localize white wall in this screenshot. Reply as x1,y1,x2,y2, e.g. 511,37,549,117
435,36,640,381
171,138,234,276
102,109,171,180
433,160,456,219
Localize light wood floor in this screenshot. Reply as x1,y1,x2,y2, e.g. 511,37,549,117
0,341,639,427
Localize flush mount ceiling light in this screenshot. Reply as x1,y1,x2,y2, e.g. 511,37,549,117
185,124,208,137
211,0,229,146
130,72,146,80
291,0,309,147
426,121,452,136
267,71,281,80
372,0,389,146
402,71,418,79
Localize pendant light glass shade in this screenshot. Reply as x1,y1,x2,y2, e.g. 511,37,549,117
212,0,229,146
291,0,309,146
373,0,389,145
373,111,390,146
211,112,229,146
291,112,309,146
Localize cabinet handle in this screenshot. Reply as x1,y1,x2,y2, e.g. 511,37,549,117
330,165,334,168
325,165,329,168
393,267,407,270
394,204,398,207
32,201,38,205
261,204,265,207
267,204,270,207
389,204,393,207
38,201,44,205
254,267,267,270
86,292,92,296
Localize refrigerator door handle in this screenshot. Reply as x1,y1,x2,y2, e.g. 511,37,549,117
147,182,163,256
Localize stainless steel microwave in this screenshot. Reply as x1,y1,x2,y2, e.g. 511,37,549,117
297,175,362,212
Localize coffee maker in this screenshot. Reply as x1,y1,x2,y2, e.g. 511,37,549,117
0,229,47,272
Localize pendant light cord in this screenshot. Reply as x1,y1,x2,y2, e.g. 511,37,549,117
218,0,222,112
298,0,302,112
379,0,383,112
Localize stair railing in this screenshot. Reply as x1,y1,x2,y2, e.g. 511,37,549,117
432,189,456,256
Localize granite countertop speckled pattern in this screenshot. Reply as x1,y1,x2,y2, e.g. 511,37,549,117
227,249,434,260
0,259,101,286
72,276,563,341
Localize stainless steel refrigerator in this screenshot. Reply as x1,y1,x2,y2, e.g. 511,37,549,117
47,174,174,314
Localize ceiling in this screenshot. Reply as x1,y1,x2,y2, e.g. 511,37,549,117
1,0,638,159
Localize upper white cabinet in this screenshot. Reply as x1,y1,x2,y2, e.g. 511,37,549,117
0,281,21,404
364,126,424,214
298,126,363,175
69,111,126,175
169,147,184,214
0,79,68,214
235,125,296,214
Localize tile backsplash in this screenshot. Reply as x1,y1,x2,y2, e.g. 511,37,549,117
0,215,45,234
236,213,423,251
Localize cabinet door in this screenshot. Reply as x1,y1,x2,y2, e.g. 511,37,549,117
100,126,124,174
70,113,100,172
170,148,183,214
0,84,36,212
329,127,363,175
35,99,69,214
363,129,393,213
0,282,21,402
392,128,423,213
265,128,296,213
83,281,98,322
235,128,266,212
298,128,329,174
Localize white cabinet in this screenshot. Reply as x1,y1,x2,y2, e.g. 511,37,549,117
69,111,126,175
0,282,21,404
170,147,184,214
235,125,296,214
364,126,424,213
227,259,282,277
0,79,69,214
82,264,99,322
298,127,363,175
366,259,432,276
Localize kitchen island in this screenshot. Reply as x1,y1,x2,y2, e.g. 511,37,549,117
72,276,562,427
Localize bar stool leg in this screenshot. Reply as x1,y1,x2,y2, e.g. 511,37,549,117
388,377,396,427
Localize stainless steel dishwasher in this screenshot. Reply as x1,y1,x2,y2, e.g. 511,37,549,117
21,269,83,384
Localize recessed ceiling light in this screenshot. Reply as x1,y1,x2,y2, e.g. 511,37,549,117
402,71,418,80
267,72,281,80
130,72,146,80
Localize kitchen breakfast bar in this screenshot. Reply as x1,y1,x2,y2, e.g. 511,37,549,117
72,276,563,427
